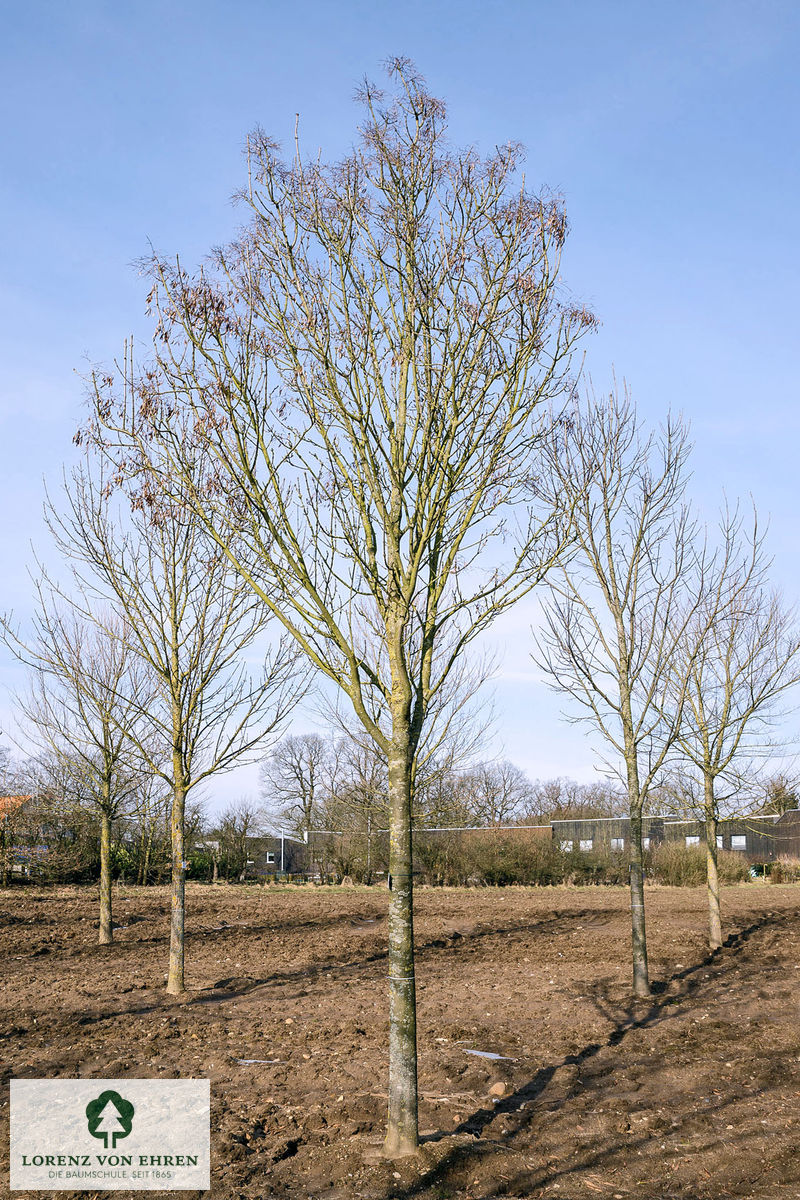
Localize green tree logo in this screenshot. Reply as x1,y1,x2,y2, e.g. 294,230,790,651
85,1090,135,1149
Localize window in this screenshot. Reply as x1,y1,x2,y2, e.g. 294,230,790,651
643,837,650,850
686,836,700,846
716,836,723,848
731,835,747,850
266,852,275,864
560,840,573,852
579,839,593,851
611,837,624,851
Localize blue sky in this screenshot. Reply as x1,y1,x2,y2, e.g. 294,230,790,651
1,1,798,810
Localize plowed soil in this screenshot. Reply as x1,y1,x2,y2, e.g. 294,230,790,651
2,882,800,1200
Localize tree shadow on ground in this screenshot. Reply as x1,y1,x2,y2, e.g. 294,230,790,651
393,911,789,1200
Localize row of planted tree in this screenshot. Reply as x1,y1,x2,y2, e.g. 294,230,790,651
2,61,800,1156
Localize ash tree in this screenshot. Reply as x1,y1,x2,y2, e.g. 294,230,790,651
665,505,800,949
85,60,591,1154
47,461,302,992
3,596,152,942
533,386,700,998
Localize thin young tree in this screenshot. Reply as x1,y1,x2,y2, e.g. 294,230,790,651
668,506,800,948
84,61,591,1152
47,462,301,991
3,597,151,943
533,386,698,998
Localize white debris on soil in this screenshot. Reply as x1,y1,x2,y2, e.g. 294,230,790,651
463,1049,516,1061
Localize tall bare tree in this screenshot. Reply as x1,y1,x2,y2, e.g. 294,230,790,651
46,462,300,992
260,734,329,839
667,506,800,948
3,596,151,943
83,61,590,1152
533,386,698,998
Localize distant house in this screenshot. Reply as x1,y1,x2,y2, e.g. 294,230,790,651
243,834,308,877
551,810,800,862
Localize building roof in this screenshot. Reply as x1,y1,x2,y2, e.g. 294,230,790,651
0,795,31,820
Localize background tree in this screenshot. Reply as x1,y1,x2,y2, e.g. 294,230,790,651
0,747,27,888
12,752,99,882
533,386,698,998
3,598,152,943
84,61,590,1152
260,734,329,840
666,506,800,948
215,797,265,881
47,462,301,992
520,777,628,822
759,771,800,815
455,759,532,826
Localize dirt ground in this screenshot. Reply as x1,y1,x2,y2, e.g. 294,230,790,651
2,881,800,1200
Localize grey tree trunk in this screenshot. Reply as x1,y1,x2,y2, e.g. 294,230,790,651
142,823,153,886
383,740,419,1157
624,725,650,998
136,823,148,886
99,805,113,945
1,823,9,888
167,779,186,994
628,802,650,997
704,776,722,950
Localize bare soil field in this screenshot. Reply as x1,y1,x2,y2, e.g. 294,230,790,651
2,882,800,1200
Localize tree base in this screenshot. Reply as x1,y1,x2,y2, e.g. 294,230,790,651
382,1132,419,1158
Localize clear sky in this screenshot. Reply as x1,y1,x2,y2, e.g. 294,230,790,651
1,1,798,811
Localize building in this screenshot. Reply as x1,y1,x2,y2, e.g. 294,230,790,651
542,809,800,863
240,809,800,880
243,833,308,877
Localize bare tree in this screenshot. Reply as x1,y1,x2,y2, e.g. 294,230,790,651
666,506,800,948
0,747,27,888
456,759,532,826
533,386,698,998
520,777,627,822
3,596,152,942
46,462,301,992
260,734,329,839
759,771,800,816
215,797,264,881
83,61,590,1152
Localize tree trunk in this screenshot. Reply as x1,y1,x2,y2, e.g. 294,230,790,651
704,775,722,950
136,822,147,885
384,739,419,1157
1,822,9,889
628,801,650,997
619,678,650,998
143,823,154,885
99,806,113,945
167,780,186,994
